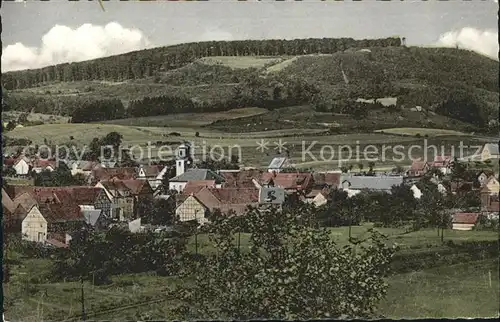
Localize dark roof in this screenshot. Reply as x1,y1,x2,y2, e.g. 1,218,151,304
452,213,479,224
91,167,137,181
139,165,164,177
220,169,262,188
340,175,403,191
182,180,216,195
169,169,226,183
260,172,313,191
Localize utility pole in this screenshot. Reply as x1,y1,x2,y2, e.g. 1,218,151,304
81,277,86,321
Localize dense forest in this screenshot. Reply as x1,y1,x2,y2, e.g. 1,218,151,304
2,37,401,89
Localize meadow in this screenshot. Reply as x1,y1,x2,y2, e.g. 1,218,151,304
4,225,498,321
5,112,492,170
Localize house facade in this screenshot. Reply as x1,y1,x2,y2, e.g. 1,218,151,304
96,179,153,221
21,206,48,243
13,157,31,176
137,165,168,190
175,195,208,224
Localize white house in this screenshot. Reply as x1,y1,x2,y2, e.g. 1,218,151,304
12,157,31,176
137,165,169,190
410,184,422,199
21,205,48,243
267,157,291,173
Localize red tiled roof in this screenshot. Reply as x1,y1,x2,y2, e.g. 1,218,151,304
5,184,34,199
6,185,106,210
33,159,57,169
208,187,260,204
182,180,216,195
259,172,313,191
3,158,16,166
2,188,16,214
92,167,137,181
452,213,479,224
192,187,260,215
38,202,84,223
100,179,152,195
13,193,37,213
410,161,428,171
139,165,164,177
220,169,262,188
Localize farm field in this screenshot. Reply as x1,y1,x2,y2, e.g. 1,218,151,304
4,225,498,321
375,127,472,137
380,258,499,318
102,107,268,127
5,120,492,169
198,56,285,69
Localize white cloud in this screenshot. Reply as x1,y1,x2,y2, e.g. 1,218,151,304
436,27,498,60
2,22,151,72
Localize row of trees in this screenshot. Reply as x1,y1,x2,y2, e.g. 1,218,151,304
3,37,401,89
71,99,125,123
317,177,480,230
127,74,320,118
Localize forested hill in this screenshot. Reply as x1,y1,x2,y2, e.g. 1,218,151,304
2,37,401,89
2,37,498,134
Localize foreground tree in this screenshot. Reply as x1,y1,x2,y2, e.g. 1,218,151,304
174,206,396,320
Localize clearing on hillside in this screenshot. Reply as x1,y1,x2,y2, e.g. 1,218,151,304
198,56,284,69
103,107,268,127
375,128,471,137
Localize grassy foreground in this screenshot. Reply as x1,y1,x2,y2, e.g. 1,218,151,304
4,225,498,320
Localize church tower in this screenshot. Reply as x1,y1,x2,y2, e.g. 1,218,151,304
175,142,192,177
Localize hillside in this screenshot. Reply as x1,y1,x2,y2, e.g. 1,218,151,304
2,39,498,134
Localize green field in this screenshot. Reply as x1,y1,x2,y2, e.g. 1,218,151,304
4,225,498,321
380,259,499,318
375,127,472,137
5,119,491,169
198,56,285,69
102,107,268,127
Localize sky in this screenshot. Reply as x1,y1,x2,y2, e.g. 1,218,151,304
2,0,498,72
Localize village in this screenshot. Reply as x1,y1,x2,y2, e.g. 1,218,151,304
2,138,499,249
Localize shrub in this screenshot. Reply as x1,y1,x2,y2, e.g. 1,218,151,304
174,206,396,320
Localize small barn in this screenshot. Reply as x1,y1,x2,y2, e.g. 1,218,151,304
452,213,479,231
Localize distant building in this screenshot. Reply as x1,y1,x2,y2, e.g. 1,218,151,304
452,213,479,231
169,169,225,193
428,156,453,175
137,165,169,190
407,161,429,177
481,143,499,161
339,175,404,193
4,156,31,176
31,159,57,174
267,157,291,173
